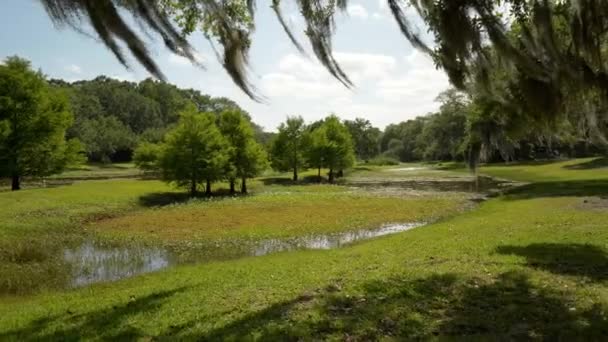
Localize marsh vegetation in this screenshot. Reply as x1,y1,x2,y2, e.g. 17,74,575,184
2,158,608,340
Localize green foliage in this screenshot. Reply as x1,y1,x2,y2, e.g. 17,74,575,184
366,155,400,166
270,116,309,181
52,77,266,162
0,56,80,190
218,109,268,192
4,159,608,339
75,116,136,163
159,106,230,195
344,118,381,161
418,90,468,161
133,142,161,173
306,126,329,178
313,115,356,182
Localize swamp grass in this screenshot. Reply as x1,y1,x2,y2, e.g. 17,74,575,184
0,168,468,297
3,159,608,339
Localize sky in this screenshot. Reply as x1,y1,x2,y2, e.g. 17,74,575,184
0,0,450,131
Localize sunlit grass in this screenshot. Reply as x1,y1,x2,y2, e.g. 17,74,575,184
478,157,608,182
92,191,464,242
3,158,608,339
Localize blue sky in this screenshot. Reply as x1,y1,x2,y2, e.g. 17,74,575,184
0,0,450,131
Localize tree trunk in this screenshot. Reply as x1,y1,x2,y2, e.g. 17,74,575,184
205,179,212,196
11,174,20,191
337,169,344,178
328,169,334,183
241,177,247,194
318,167,321,183
230,179,235,194
293,167,298,181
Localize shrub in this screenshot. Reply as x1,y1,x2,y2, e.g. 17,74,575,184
367,155,400,166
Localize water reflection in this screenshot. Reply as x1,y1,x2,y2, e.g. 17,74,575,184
253,223,422,255
64,243,172,287
64,223,423,287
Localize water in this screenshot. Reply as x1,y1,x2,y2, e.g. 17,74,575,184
64,243,173,287
348,176,511,194
63,223,424,287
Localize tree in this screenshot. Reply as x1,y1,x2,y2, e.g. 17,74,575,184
418,89,469,161
75,116,135,163
239,143,268,194
314,115,356,183
306,127,329,182
133,142,161,173
218,109,268,194
36,0,608,122
159,106,229,196
344,118,381,162
53,76,262,162
270,116,308,181
0,56,80,190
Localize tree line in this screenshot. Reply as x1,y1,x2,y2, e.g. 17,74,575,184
51,76,272,163
3,54,605,193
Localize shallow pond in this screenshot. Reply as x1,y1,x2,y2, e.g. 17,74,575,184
348,176,513,194
63,222,423,287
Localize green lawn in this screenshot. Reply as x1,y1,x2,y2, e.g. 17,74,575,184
2,158,608,339
93,192,462,242
477,157,608,182
49,163,141,180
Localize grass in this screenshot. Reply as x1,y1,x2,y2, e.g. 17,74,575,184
2,158,608,339
473,157,608,182
0,172,465,296
92,192,463,242
49,163,141,180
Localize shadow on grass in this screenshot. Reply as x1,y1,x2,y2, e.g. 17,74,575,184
138,190,246,207
0,287,189,341
505,179,608,199
163,272,608,340
496,243,608,281
564,157,608,170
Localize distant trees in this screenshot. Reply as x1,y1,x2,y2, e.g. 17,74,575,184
133,106,267,196
0,56,83,191
52,77,268,163
133,142,161,173
270,114,356,183
315,116,356,183
270,116,308,181
219,110,268,194
344,118,381,162
75,116,135,163
378,89,469,163
158,106,229,196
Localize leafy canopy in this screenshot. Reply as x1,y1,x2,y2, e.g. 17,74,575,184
0,56,82,189
159,105,230,194
270,116,309,180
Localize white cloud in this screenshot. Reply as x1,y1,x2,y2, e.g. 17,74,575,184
374,0,419,21
167,52,207,67
376,51,449,113
65,64,82,74
256,50,450,128
262,52,397,99
334,52,396,81
347,4,369,19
